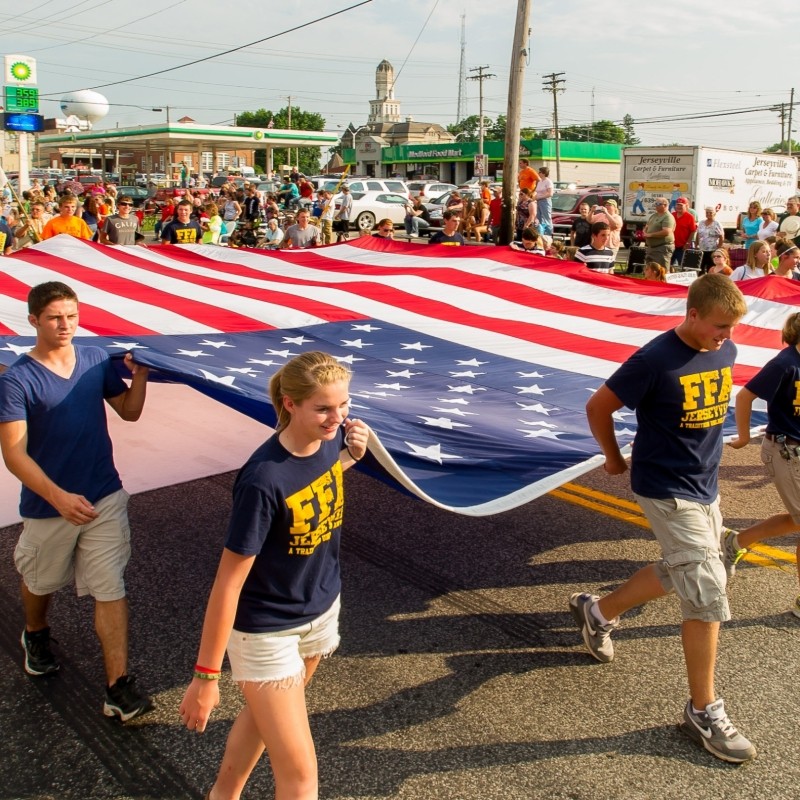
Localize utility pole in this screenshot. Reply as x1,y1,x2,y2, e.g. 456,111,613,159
456,14,467,123
771,102,787,149
542,72,566,181
788,88,795,156
468,65,495,160
499,0,532,246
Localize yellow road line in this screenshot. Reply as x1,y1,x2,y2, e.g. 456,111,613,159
549,488,650,529
749,542,797,563
561,482,644,513
550,484,798,570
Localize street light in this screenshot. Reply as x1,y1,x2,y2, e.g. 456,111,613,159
339,125,369,173
348,125,369,149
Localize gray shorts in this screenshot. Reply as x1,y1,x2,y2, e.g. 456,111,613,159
635,494,729,623
645,243,675,268
14,489,131,601
761,437,800,524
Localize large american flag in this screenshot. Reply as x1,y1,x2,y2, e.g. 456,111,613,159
0,236,785,515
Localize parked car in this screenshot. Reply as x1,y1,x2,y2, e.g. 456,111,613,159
423,189,481,229
550,187,621,240
325,177,409,197
210,175,247,191
334,190,428,233
407,180,458,200
255,180,279,199
115,185,155,205
458,176,494,189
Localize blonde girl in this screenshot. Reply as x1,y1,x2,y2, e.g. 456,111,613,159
180,352,370,800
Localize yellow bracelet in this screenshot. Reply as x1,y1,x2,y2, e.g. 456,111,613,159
193,670,221,681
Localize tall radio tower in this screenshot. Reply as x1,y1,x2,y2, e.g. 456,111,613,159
456,13,467,123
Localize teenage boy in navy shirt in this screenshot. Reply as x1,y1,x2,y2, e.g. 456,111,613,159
0,281,152,721
572,273,756,763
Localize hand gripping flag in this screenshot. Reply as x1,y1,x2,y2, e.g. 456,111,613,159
0,236,784,515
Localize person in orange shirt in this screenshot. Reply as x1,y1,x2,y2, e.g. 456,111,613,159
518,158,538,192
41,196,93,241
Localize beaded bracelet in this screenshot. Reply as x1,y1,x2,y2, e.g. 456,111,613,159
194,664,222,681
193,670,221,681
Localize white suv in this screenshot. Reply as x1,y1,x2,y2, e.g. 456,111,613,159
324,177,409,197
407,180,458,199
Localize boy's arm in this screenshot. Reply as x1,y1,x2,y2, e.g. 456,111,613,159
105,353,149,421
0,420,98,524
728,387,756,449
586,384,628,474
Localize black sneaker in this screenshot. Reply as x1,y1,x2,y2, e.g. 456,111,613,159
21,627,60,676
103,675,154,722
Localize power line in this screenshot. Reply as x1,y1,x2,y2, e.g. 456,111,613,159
40,1,373,97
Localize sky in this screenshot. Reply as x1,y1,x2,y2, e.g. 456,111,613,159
6,0,797,152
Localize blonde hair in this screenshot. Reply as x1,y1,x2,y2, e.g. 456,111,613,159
745,240,771,275
687,273,747,319
268,351,352,430
644,261,667,282
712,249,730,268
782,312,800,346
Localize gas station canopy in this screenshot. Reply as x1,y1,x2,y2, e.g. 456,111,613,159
36,121,340,174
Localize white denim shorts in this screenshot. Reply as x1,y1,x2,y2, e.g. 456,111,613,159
227,595,341,686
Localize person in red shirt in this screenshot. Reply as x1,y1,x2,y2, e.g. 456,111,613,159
672,197,697,267
298,177,314,207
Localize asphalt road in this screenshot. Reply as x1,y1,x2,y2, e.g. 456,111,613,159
0,441,797,800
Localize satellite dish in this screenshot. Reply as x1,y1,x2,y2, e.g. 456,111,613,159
59,90,110,125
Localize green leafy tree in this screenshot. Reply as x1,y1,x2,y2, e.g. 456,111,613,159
622,114,640,145
446,114,483,141
486,115,539,142
559,119,626,143
765,140,800,153
237,106,326,174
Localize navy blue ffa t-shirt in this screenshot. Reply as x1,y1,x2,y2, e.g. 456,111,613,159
745,345,800,439
606,329,735,504
225,432,345,633
0,346,126,518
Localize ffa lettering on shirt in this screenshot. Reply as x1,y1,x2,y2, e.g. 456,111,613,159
174,226,198,244
794,381,800,416
679,367,732,428
284,460,344,556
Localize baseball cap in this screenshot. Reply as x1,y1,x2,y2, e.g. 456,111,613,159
676,197,689,205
